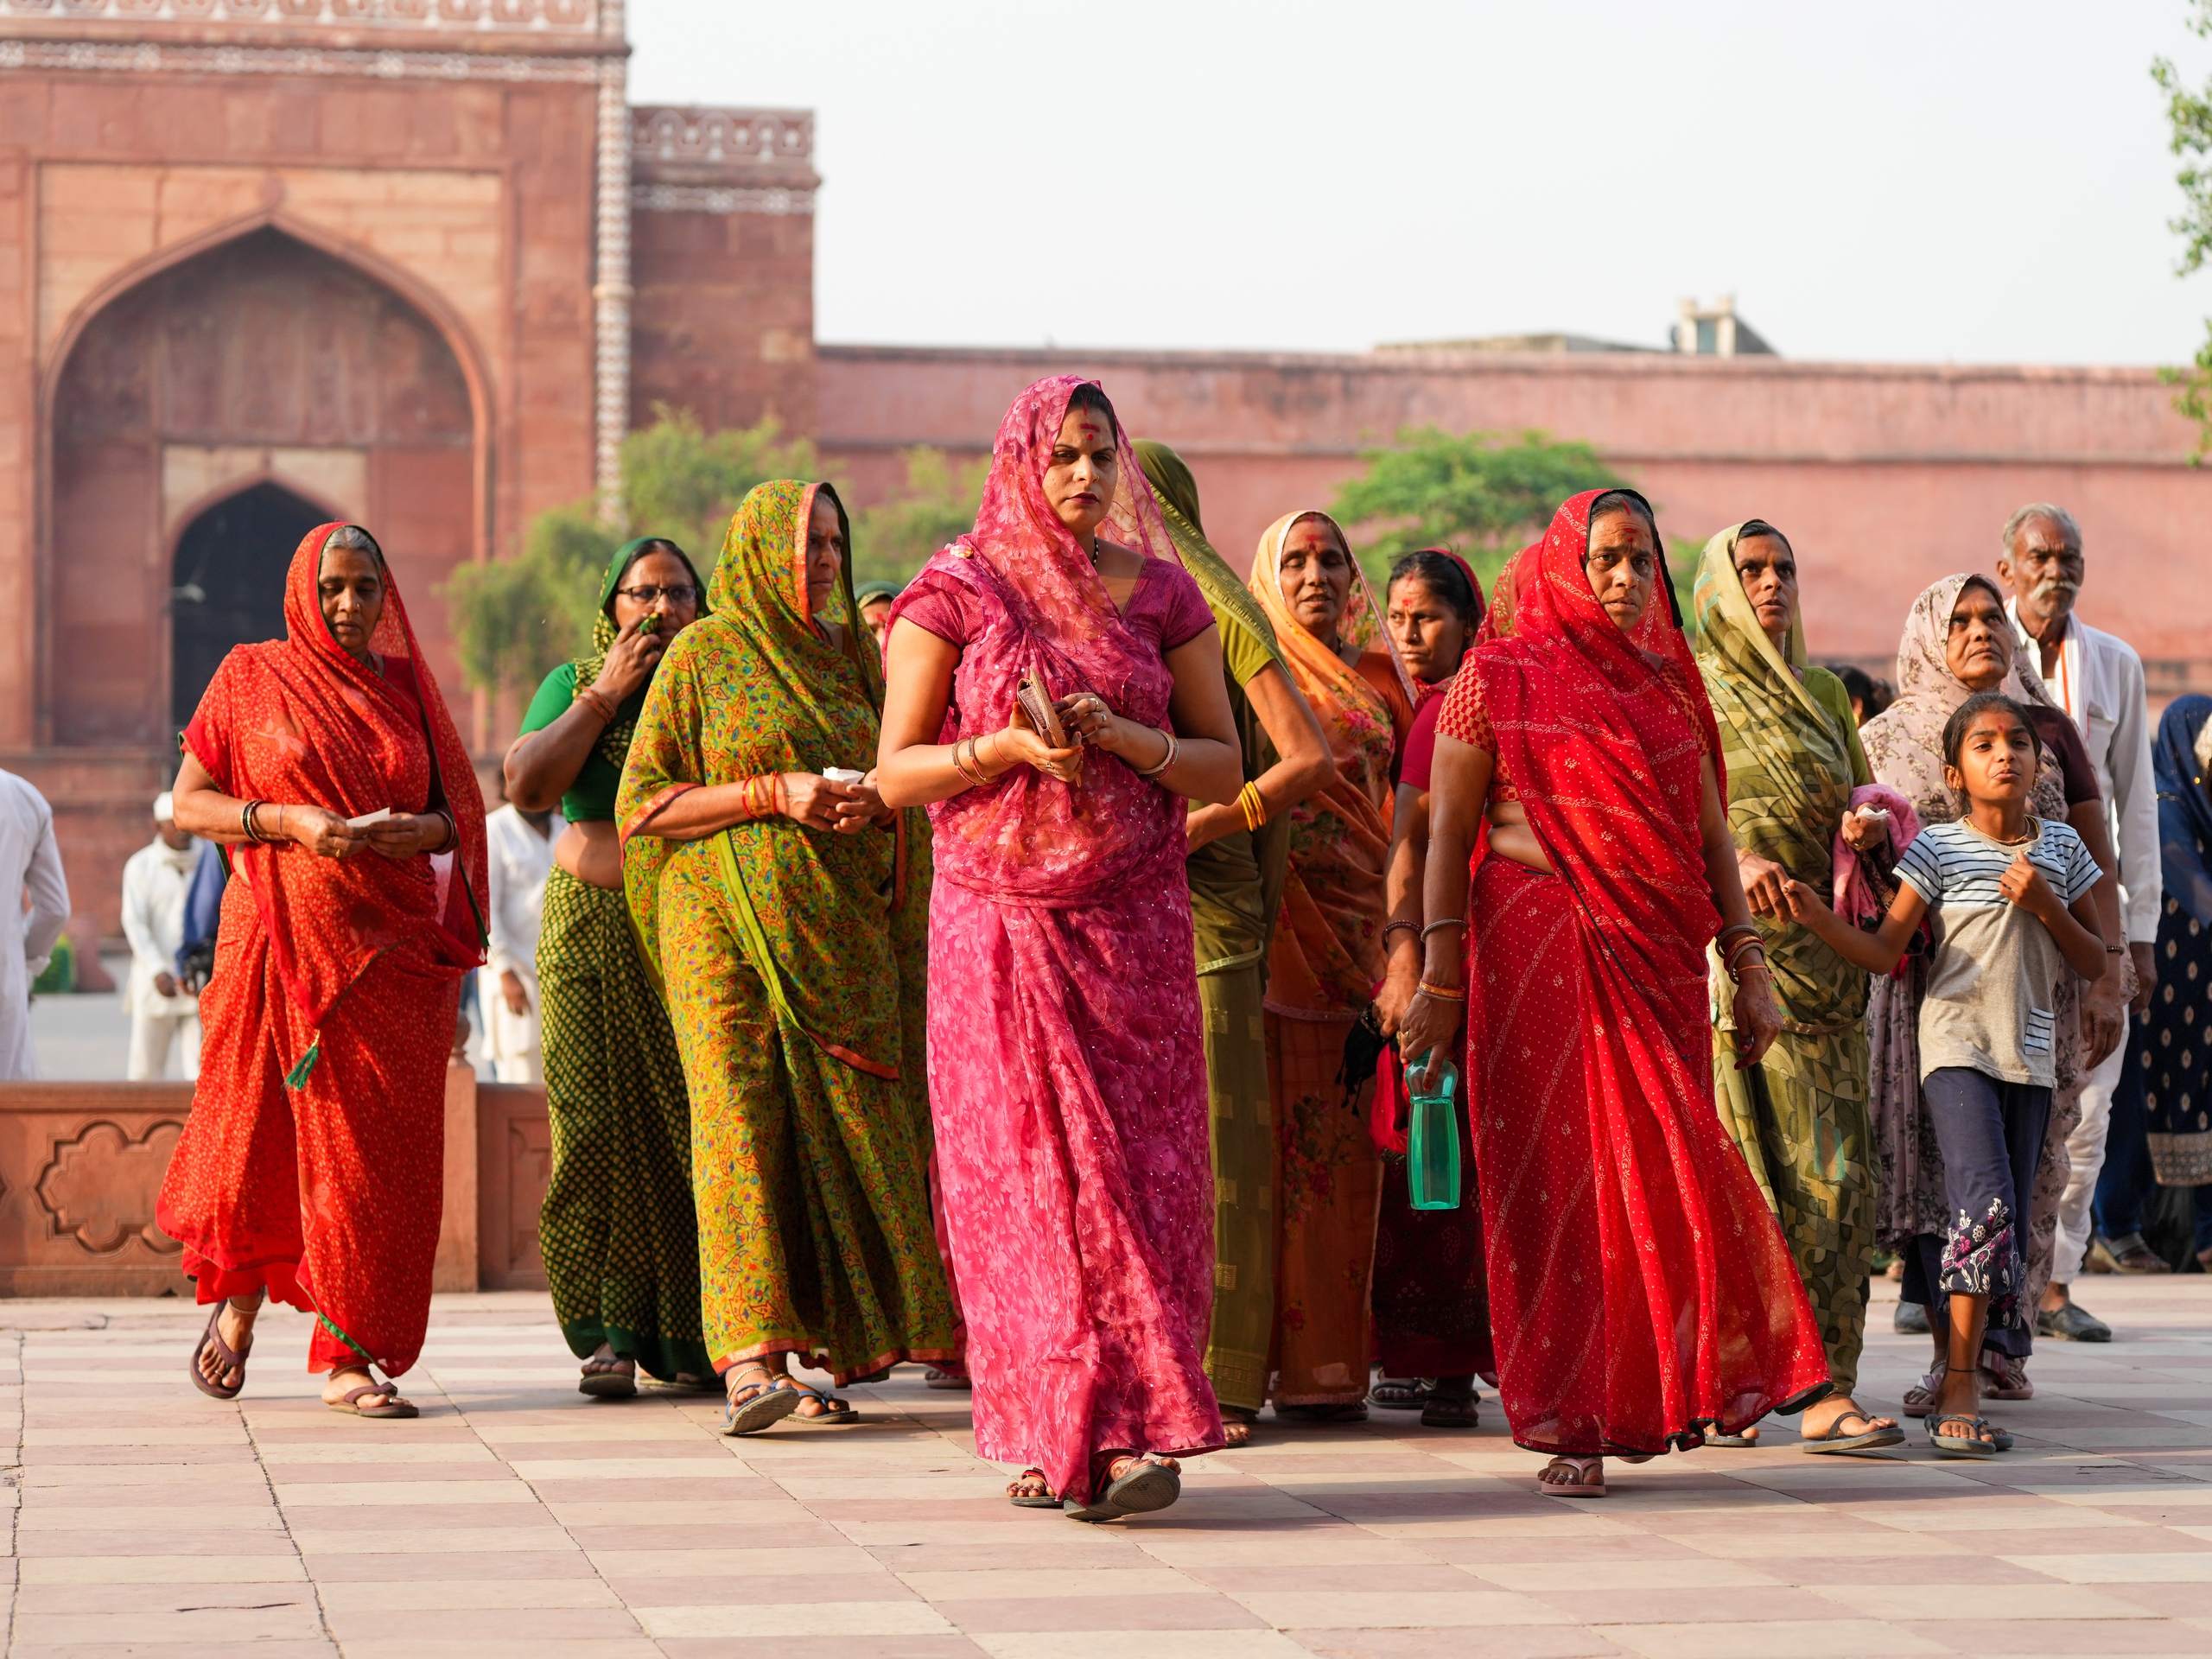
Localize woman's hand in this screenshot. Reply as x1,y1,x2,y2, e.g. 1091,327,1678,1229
1396,988,1463,1082
1001,702,1084,784
1058,692,1174,775
1374,936,1422,1037
364,813,450,861
779,773,863,832
1735,849,1792,919
285,805,360,860
832,772,898,834
593,614,673,704
1840,807,1891,853
1728,963,1783,1069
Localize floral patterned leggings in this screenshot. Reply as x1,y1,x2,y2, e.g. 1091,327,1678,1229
1901,1067,2052,1360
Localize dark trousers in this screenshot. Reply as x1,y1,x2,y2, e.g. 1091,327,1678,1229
1900,1067,2050,1359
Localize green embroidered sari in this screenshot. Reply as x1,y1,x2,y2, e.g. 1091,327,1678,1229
616,481,955,1382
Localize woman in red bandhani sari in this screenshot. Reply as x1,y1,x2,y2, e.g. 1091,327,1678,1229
1398,490,1828,1497
162,523,487,1419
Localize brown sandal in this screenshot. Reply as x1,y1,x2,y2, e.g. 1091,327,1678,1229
327,1375,418,1420
188,1303,251,1402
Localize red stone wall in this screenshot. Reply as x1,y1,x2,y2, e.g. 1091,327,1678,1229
817,346,2212,688
631,204,816,436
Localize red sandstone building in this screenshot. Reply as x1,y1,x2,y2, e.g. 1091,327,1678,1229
5,3,2209,938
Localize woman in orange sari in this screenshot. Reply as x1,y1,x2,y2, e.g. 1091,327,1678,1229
1247,509,1413,1421
162,523,487,1418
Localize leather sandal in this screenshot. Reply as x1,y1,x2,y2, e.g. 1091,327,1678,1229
188,1302,251,1402
1007,1467,1060,1509
1370,1376,1431,1410
327,1373,417,1420
1928,1412,1997,1458
1064,1452,1181,1522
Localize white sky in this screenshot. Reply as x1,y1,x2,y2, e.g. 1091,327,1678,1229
630,0,2212,366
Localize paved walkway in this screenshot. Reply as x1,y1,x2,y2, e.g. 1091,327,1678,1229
4,1276,2209,1656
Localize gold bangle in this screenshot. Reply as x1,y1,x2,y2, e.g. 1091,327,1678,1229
1416,979,1466,1002
1237,780,1268,832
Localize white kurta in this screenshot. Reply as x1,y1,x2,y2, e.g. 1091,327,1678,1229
120,834,201,1080
484,803,561,1084
0,771,70,1081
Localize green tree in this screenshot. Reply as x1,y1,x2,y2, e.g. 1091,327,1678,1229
445,407,818,697
1329,427,1629,596
853,447,990,587
2155,2,2212,455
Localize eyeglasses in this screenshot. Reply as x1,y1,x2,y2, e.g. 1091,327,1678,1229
615,584,701,605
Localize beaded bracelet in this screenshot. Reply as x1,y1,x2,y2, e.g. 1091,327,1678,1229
1421,918,1467,939
1382,919,1420,949
576,684,618,724
1416,979,1467,1002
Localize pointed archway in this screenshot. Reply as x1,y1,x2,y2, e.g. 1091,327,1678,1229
169,481,329,730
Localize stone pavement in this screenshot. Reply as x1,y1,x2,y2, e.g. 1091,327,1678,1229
3,1275,2209,1657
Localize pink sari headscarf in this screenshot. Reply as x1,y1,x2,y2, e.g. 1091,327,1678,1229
895,373,1191,899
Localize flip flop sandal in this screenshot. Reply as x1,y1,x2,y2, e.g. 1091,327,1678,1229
1537,1457,1606,1498
1064,1453,1181,1523
720,1373,804,1437
188,1304,251,1402
578,1362,637,1399
1706,1430,1759,1447
789,1383,861,1426
1802,1411,1906,1455
1420,1390,1480,1429
327,1380,418,1420
924,1367,972,1391
1979,1352,2035,1400
1370,1376,1431,1410
1007,1467,1061,1509
1927,1413,1997,1459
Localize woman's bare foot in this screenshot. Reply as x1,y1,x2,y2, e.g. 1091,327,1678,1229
194,1294,261,1393
582,1342,634,1381
1007,1467,1056,1501
323,1364,410,1413
1103,1452,1179,1482
1537,1455,1605,1496
1802,1393,1898,1440
1222,1408,1255,1447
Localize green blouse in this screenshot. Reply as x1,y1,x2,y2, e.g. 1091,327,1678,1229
519,663,646,824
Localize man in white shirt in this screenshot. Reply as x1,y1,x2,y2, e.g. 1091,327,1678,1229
484,798,561,1084
0,769,70,1080
1998,503,2164,1342
120,791,201,1080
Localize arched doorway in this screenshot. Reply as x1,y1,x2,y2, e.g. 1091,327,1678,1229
169,482,328,730
48,225,476,748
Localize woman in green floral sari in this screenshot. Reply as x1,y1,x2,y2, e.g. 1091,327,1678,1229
1693,520,1901,1452
508,537,712,1395
617,480,956,1433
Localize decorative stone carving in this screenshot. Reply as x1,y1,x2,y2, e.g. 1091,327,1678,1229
632,183,813,217
0,0,601,30
632,105,812,167
35,1119,182,1254
0,40,607,76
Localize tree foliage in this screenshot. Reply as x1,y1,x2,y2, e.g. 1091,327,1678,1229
852,447,990,588
444,406,818,696
2154,1,2212,455
1329,427,1629,596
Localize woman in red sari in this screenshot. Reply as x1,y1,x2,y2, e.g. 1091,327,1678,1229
162,523,488,1418
1398,490,1827,1496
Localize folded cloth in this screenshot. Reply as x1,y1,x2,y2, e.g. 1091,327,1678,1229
1832,784,1920,925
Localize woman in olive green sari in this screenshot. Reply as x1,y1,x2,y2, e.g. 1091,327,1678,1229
507,537,712,1394
1693,520,1900,1452
618,480,956,1433
1124,443,1334,1445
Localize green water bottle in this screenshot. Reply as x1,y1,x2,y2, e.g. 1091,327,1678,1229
1407,1052,1461,1211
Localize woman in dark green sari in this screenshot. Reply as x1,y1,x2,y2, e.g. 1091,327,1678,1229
1128,443,1334,1445
505,538,713,1394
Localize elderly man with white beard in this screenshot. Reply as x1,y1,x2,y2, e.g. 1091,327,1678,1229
1998,503,2164,1344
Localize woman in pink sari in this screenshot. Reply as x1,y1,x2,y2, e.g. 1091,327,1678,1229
878,375,1243,1521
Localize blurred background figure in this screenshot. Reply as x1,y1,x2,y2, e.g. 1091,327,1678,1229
854,581,900,652
174,836,227,998
484,791,561,1085
121,791,201,1080
1,766,69,1079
